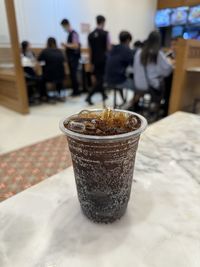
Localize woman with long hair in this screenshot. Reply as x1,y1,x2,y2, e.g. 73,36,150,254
21,40,35,61
133,31,173,113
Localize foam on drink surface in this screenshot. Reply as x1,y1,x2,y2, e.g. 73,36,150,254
64,108,141,136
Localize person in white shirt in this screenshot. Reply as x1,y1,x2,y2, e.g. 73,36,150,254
133,31,173,112
21,41,36,63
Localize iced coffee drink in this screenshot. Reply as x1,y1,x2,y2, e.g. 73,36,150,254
60,109,147,223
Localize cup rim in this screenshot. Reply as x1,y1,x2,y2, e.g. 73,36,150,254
59,109,148,141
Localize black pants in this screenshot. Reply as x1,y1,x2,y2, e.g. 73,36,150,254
87,63,107,100
68,58,79,94
25,76,47,99
55,81,63,95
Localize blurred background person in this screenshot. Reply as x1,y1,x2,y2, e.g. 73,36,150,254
21,40,45,104
166,37,178,61
85,15,111,105
61,19,81,96
133,31,173,113
133,40,143,58
21,40,36,62
38,37,65,102
105,31,134,92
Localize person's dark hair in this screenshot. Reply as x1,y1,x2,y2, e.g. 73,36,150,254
47,37,57,48
96,15,105,25
61,18,70,26
21,41,29,56
134,40,143,48
119,31,132,44
141,31,161,66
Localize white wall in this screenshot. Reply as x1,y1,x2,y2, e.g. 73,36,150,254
0,0,11,46
14,0,157,47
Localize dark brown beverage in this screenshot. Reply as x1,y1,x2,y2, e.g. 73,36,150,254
60,109,147,223
64,108,141,136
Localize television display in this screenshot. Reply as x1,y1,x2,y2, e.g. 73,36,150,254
171,6,189,25
155,9,171,27
183,30,200,39
171,26,184,38
188,5,200,25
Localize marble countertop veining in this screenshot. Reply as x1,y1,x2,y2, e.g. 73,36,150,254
0,112,200,267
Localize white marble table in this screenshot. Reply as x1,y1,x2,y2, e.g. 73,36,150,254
0,112,200,267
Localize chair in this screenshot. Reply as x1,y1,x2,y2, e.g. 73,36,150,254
104,83,129,108
24,67,41,105
46,81,66,102
136,87,165,122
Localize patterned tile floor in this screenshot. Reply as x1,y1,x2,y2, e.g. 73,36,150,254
0,135,72,202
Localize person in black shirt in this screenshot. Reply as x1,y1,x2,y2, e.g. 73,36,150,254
38,37,65,100
86,15,111,105
61,19,80,96
105,31,134,89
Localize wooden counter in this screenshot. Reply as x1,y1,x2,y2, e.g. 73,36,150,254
169,39,200,114
158,0,200,9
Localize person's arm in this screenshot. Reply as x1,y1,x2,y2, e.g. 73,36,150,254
87,35,94,73
31,51,36,60
123,48,133,66
158,51,173,77
107,32,112,51
128,49,133,65
60,51,67,76
62,32,79,50
87,36,92,63
38,50,45,62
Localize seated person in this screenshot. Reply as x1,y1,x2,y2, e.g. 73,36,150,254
133,31,173,112
165,37,178,61
21,40,37,75
105,31,134,90
21,40,36,62
21,41,45,104
133,40,143,58
38,37,65,101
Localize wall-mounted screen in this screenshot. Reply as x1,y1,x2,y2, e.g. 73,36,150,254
171,26,184,38
188,5,200,25
155,9,171,27
183,30,200,40
171,6,189,25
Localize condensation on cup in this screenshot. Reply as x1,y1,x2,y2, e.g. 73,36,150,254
60,109,147,223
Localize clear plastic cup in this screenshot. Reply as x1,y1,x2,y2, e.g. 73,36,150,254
60,109,147,223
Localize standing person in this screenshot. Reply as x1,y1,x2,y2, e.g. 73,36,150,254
85,15,111,105
61,19,80,96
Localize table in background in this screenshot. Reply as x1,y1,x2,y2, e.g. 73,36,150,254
187,67,200,73
0,112,200,267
